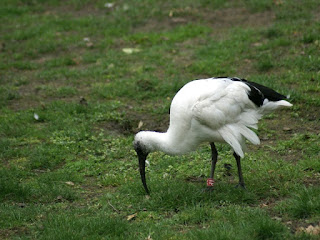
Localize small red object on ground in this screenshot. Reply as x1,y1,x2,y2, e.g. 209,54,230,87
207,178,215,187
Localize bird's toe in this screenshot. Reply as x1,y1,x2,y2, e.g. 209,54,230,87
235,183,246,190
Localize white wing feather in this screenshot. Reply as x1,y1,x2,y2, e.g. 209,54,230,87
192,80,262,157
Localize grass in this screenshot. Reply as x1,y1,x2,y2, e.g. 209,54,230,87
1,0,320,239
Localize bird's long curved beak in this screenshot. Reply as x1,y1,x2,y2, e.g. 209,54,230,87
138,152,150,194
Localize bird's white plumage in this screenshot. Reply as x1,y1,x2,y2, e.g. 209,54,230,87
134,78,292,158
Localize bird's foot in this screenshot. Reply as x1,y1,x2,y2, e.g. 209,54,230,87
206,178,215,187
235,183,246,190
202,178,215,192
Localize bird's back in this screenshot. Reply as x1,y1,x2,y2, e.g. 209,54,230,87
167,77,292,157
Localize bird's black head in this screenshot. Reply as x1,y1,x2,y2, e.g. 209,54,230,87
134,140,150,194
134,140,148,157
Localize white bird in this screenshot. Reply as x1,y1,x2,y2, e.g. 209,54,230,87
134,77,292,194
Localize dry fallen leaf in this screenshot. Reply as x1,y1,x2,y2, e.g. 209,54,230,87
260,203,268,208
253,42,262,47
123,4,129,11
127,213,137,221
86,42,94,47
296,224,320,236
122,48,141,54
104,2,114,8
272,216,282,221
17,203,26,208
305,225,320,235
171,17,187,23
138,120,144,129
55,195,63,202
273,0,283,5
65,181,75,186
108,63,115,69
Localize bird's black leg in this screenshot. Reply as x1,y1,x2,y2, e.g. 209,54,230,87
210,143,218,179
206,142,218,189
233,152,246,189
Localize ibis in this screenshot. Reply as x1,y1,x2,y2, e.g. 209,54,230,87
134,77,292,194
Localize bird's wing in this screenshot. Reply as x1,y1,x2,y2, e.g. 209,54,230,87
192,81,253,128
191,80,261,157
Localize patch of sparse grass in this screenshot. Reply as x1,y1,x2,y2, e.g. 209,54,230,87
35,210,131,240
256,54,274,72
0,167,78,203
302,32,319,44
28,143,69,170
245,0,274,12
0,87,21,104
0,203,43,231
274,1,316,21
264,26,283,39
0,168,31,202
275,186,320,219
35,85,78,98
1,0,319,239
187,206,290,240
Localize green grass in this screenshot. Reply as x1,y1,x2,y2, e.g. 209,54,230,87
1,0,320,239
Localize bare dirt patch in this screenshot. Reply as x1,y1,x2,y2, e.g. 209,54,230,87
42,2,107,18
80,177,116,199
208,8,275,29
137,7,275,34
247,105,319,164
